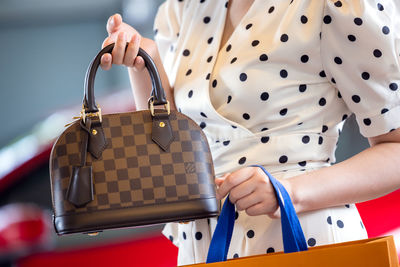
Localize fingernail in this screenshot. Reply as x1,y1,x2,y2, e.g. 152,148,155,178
110,16,115,27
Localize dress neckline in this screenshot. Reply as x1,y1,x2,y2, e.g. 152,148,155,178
202,0,259,138
218,0,257,53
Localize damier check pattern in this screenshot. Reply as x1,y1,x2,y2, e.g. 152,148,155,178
50,110,216,217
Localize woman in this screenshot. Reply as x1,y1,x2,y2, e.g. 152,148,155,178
101,0,400,265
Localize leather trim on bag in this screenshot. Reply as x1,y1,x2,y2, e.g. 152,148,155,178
54,198,219,235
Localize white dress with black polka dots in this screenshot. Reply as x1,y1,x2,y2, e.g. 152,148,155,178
153,0,400,265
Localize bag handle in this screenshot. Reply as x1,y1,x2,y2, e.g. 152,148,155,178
83,43,167,113
206,165,308,263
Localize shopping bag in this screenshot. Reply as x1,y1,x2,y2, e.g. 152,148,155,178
189,165,399,266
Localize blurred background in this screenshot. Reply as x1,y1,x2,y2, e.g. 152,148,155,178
0,0,399,266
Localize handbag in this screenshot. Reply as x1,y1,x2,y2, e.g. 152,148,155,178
49,43,219,235
196,165,399,266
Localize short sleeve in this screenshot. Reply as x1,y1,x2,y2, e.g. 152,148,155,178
153,0,185,64
321,0,400,137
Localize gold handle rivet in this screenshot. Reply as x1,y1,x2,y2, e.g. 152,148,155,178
159,122,165,128
92,129,98,135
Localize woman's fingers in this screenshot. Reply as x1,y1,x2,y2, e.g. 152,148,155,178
235,193,262,212
112,32,127,65
102,36,114,49
214,173,230,187
102,14,144,70
214,178,225,187
100,53,112,70
133,56,146,71
100,37,114,70
215,167,280,216
216,167,254,200
124,34,140,67
245,202,269,216
229,178,256,204
107,13,122,35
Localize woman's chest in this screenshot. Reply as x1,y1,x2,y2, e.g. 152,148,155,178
168,1,339,135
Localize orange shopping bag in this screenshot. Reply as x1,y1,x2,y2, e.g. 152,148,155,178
192,165,399,267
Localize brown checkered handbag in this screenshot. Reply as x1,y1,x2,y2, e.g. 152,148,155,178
49,43,219,235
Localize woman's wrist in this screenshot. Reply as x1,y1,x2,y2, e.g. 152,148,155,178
278,175,302,214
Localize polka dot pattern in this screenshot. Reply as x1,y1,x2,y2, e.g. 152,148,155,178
301,55,309,63
298,161,307,167
154,0,394,263
238,157,246,165
307,238,316,247
242,113,250,120
335,1,342,7
354,17,363,26
389,83,398,91
268,6,275,13
182,49,190,56
246,230,255,238
320,0,400,137
195,232,203,240
251,40,260,47
266,247,275,253
260,92,269,101
279,155,288,164
302,136,310,144
259,54,268,61
348,34,356,42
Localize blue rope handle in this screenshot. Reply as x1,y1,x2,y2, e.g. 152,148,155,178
206,165,307,263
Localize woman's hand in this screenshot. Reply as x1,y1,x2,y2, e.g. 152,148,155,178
215,167,291,218
99,13,175,111
100,13,156,71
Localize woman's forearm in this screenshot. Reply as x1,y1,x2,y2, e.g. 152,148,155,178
128,66,152,110
127,38,175,111
288,141,400,214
